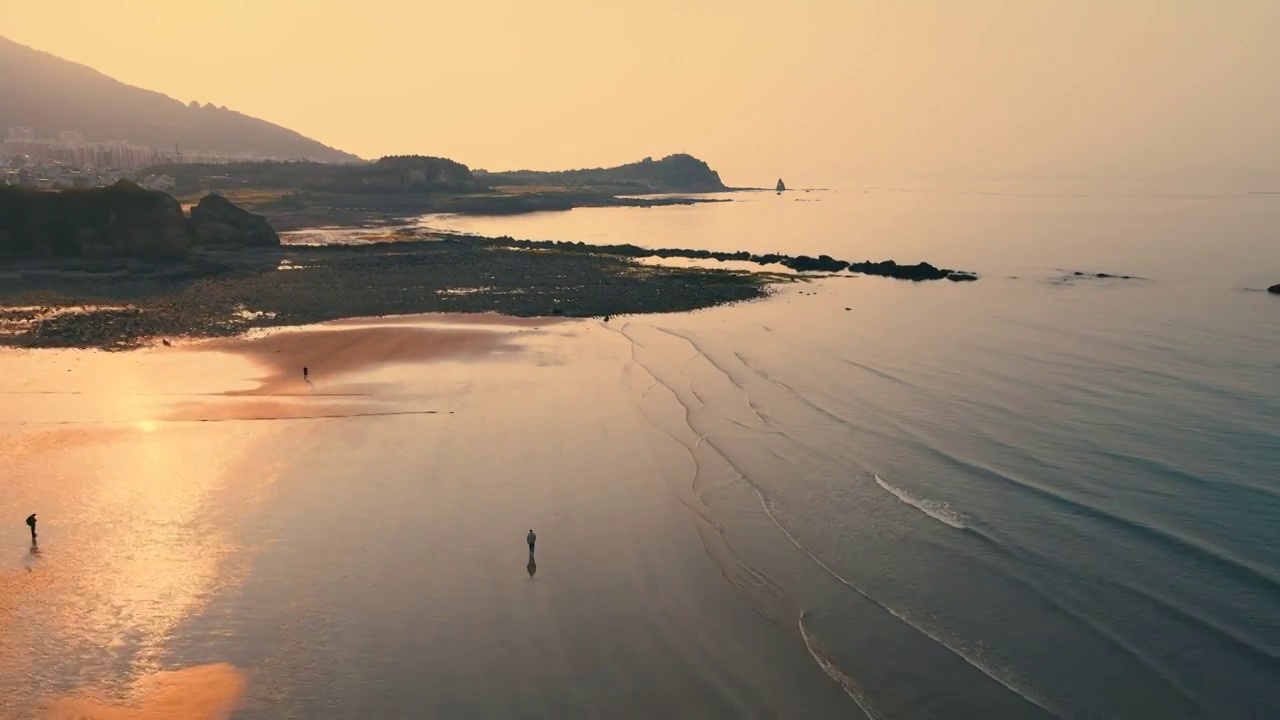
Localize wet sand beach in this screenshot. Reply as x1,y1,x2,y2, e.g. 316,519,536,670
0,315,859,718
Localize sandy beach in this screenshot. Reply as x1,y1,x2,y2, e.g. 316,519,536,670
1,314,859,718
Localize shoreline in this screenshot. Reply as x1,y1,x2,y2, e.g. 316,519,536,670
0,236,776,350
1,226,975,350
1,314,864,717
201,188,733,232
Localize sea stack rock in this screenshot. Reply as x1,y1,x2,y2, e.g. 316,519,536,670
1268,283,1280,294
188,194,280,247
776,178,787,192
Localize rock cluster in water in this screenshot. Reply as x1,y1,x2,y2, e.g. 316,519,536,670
1071,270,1133,279
475,236,977,282
1268,283,1280,294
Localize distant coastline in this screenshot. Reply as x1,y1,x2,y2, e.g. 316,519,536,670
231,188,730,232
1,164,976,350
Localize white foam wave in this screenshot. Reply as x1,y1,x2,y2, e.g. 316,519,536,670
799,612,881,719
875,475,967,529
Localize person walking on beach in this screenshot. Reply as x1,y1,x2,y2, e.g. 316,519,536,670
302,366,309,381
25,513,37,542
527,529,536,555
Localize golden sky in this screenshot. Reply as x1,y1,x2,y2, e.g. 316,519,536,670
6,1,1279,184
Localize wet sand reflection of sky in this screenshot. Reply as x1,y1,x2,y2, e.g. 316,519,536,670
1,319,538,716
1,366,286,714
43,662,246,719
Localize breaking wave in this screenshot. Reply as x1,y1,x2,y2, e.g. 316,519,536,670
875,475,967,529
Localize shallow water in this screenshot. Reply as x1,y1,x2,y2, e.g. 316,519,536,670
426,185,1280,717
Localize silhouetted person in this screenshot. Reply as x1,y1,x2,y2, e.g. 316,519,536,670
25,513,37,542
303,366,309,380
527,529,536,554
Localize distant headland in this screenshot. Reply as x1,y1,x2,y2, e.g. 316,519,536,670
477,154,727,193
138,153,730,231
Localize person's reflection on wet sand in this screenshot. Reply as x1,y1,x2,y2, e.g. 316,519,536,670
25,538,41,572
527,552,537,577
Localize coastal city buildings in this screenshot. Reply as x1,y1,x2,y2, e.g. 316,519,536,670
2,126,276,189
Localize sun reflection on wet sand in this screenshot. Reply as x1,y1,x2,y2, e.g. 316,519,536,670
1,317,540,716
0,347,287,715
43,662,246,720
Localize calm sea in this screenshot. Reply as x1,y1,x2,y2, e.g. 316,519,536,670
420,183,1280,718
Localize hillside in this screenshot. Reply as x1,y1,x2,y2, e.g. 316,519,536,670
478,154,727,193
0,36,359,163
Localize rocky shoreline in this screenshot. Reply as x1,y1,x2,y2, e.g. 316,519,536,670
0,231,980,350
468,235,978,281
0,237,778,350
241,190,730,232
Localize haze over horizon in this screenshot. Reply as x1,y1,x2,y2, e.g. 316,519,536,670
6,0,1280,186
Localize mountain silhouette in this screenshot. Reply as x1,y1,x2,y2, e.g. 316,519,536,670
0,36,359,163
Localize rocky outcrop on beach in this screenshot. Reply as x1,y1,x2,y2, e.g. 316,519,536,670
0,238,773,349
1,185,280,261
1268,283,1280,294
189,194,280,247
0,181,191,260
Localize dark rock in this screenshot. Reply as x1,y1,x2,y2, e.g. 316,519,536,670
464,234,973,284
1096,272,1112,278
947,272,978,282
1073,271,1084,276
1269,284,1280,294
1,181,191,259
783,254,848,272
848,259,950,281
188,194,280,247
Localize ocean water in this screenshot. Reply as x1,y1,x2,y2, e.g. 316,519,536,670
423,185,1280,718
